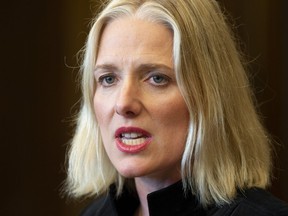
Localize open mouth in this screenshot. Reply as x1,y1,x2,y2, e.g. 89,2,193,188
119,132,148,145
115,127,152,153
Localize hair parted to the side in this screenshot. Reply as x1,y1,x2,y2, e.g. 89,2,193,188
66,0,271,206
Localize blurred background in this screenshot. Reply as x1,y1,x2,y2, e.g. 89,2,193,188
1,0,287,215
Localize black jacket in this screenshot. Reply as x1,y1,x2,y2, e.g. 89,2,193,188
81,181,288,216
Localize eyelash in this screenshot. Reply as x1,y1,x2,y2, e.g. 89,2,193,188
96,73,171,87
147,74,170,86
97,74,117,86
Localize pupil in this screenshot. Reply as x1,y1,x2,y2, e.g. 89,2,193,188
153,76,163,83
105,77,114,84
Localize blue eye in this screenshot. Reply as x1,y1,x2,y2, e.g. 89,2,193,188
149,74,170,86
152,75,165,83
98,75,116,86
104,76,115,84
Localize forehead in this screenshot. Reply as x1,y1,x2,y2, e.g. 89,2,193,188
99,17,172,51
96,17,174,67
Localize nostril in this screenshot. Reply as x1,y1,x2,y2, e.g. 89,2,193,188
114,94,142,117
125,110,136,116
115,108,136,117
115,97,142,117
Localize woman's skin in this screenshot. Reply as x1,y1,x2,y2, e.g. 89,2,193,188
93,17,190,216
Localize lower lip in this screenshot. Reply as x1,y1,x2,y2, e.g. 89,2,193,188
116,137,152,154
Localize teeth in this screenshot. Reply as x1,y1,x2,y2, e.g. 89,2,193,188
121,138,146,145
118,132,149,145
121,132,143,139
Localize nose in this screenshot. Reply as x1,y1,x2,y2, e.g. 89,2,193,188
115,79,142,118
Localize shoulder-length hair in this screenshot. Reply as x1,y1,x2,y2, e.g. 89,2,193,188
66,0,271,206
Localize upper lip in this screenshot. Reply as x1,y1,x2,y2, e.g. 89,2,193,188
115,127,151,138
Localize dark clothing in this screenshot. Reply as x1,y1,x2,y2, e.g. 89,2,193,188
81,181,288,216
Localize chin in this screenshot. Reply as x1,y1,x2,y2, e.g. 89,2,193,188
115,164,149,178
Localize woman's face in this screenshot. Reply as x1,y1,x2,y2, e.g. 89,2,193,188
94,17,189,181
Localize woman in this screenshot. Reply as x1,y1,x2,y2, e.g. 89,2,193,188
66,0,288,215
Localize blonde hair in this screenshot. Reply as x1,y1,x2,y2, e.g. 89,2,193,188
66,0,271,206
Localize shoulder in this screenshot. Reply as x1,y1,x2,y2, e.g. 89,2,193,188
220,188,288,216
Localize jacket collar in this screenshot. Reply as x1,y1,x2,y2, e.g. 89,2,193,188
110,180,205,216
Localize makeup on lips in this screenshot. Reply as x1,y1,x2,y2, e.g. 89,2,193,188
115,127,152,154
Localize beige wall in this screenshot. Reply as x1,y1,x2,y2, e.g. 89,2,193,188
1,0,287,215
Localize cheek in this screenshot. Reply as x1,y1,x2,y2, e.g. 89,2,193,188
156,97,189,128
93,95,102,121
151,94,189,149
93,93,111,126
93,94,113,148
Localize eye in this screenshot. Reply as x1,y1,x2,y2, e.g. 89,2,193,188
152,75,165,83
98,74,117,87
148,74,170,86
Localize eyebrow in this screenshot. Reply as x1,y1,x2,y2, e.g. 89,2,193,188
138,63,174,73
94,63,173,73
94,64,118,73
